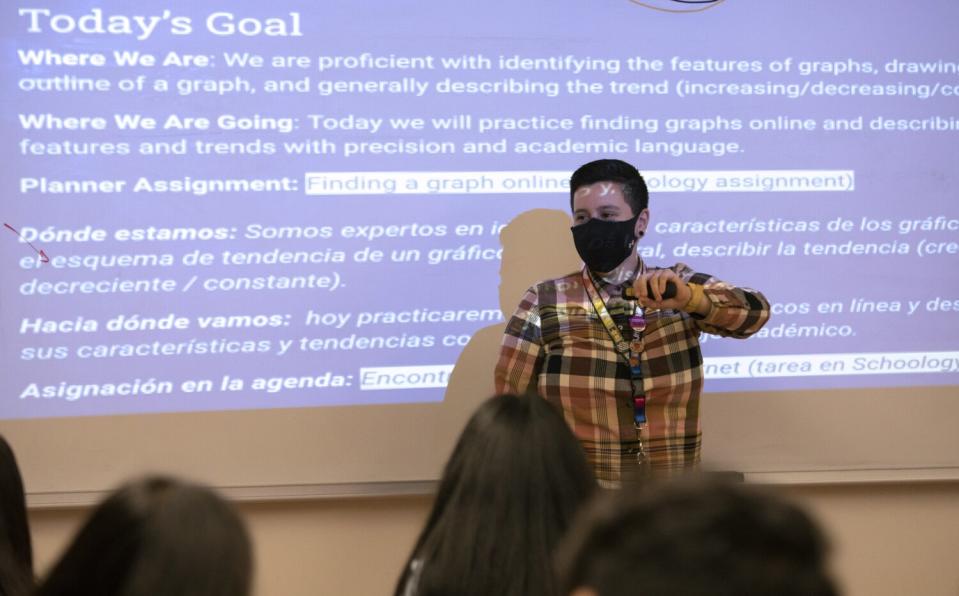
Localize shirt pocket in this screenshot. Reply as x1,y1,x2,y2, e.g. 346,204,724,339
641,310,702,379
540,305,608,352
643,309,697,343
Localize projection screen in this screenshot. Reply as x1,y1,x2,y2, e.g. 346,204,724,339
2,0,957,502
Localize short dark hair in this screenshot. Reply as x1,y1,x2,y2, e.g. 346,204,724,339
37,476,252,596
557,479,839,596
395,394,597,596
0,435,33,596
570,159,649,216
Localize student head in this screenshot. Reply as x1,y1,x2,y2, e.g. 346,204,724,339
37,475,252,596
557,478,839,596
0,435,33,596
396,393,597,596
569,159,650,273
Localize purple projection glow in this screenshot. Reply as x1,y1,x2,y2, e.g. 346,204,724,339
2,0,958,420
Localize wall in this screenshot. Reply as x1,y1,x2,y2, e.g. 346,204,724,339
28,481,959,596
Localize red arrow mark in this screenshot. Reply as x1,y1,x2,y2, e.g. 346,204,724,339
4,223,50,263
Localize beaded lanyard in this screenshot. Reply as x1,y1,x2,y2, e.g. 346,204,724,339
581,268,649,467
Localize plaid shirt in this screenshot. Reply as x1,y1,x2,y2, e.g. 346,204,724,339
494,261,770,487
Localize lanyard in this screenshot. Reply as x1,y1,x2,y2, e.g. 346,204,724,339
581,267,631,357
581,267,648,428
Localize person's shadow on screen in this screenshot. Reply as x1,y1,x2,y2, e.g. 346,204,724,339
444,209,583,407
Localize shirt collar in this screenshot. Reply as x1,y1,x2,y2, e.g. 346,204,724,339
598,256,645,290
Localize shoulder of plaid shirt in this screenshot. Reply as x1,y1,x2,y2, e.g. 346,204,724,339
495,261,771,391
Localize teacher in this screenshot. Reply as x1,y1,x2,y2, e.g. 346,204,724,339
495,159,770,487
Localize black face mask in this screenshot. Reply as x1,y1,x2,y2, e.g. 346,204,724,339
571,215,640,273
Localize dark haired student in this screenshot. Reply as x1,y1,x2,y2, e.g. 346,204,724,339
557,479,839,596
0,435,34,596
395,394,596,596
37,476,252,596
496,159,769,487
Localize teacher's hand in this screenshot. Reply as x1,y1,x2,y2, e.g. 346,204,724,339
634,268,691,311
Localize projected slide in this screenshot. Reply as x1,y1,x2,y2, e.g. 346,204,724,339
1,0,957,419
